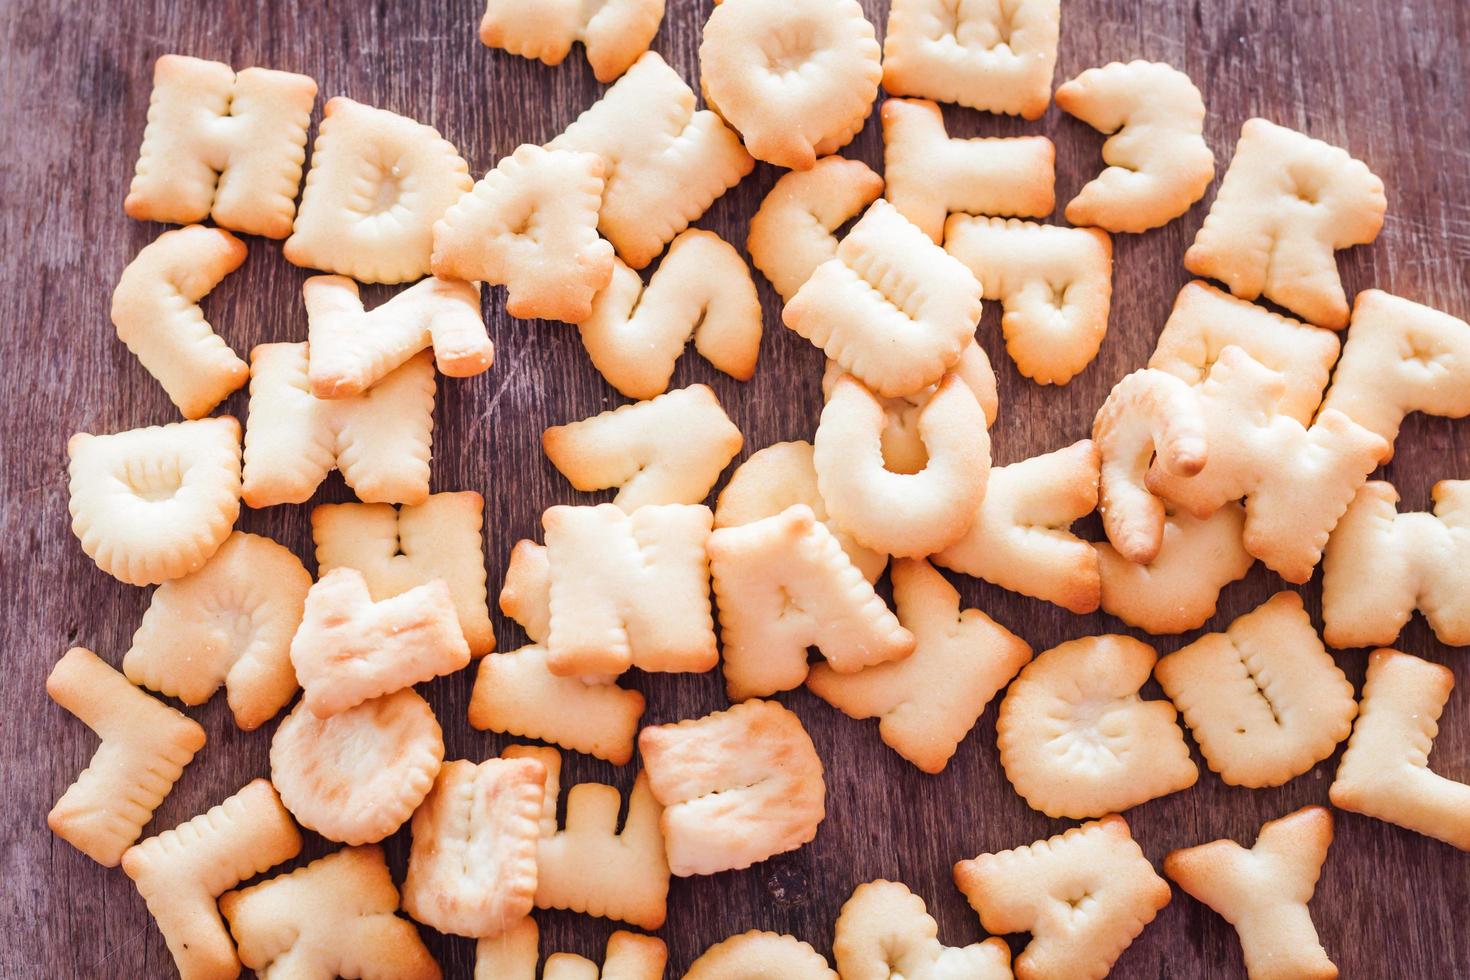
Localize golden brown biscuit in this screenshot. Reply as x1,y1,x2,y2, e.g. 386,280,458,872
834,880,1012,980
685,931,835,979
475,917,668,980
479,0,664,82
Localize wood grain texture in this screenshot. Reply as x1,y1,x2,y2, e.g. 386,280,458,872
3,0,1469,976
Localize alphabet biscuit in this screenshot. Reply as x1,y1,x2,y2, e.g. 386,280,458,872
834,880,1012,980
479,0,664,82
475,918,667,980
685,931,835,979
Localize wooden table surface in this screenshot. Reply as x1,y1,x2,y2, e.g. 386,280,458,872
3,0,1468,976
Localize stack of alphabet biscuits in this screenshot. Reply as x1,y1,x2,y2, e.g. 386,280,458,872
49,0,1470,977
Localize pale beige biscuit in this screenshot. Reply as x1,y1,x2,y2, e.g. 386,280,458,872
431,143,613,324
505,746,668,930
1145,346,1388,583
944,214,1113,385
121,779,303,980
480,0,664,82
313,491,495,657
219,845,441,980
814,373,989,557
1319,289,1470,459
708,504,914,700
954,814,1171,980
699,0,880,170
808,558,1030,773
270,689,444,846
747,156,884,303
470,644,644,764
834,880,1013,980
933,439,1101,614
685,931,835,979
639,699,826,876
123,531,309,731
242,343,434,507
402,756,547,938
999,634,1197,818
476,918,668,980
549,51,753,269
1329,649,1470,850
713,441,887,582
882,97,1054,242
290,567,471,718
1149,280,1340,425
1322,480,1470,649
1156,592,1357,788
305,274,490,398
1184,118,1386,329
285,97,472,284
544,503,717,676
1092,368,1207,564
543,384,743,511
882,0,1060,120
1055,60,1214,233
110,225,249,419
578,229,762,398
126,54,316,238
1097,503,1253,635
785,199,983,398
67,415,241,587
500,539,553,643
47,647,206,867
1165,807,1337,980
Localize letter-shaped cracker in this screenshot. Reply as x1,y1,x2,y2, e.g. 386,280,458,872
432,143,613,324
1149,280,1340,424
123,531,309,731
685,931,836,979
999,635,1197,818
882,0,1060,120
1329,650,1470,850
544,503,716,676
505,746,669,930
1055,61,1214,232
1145,346,1388,583
549,51,753,269
543,385,743,512
271,690,444,846
640,699,826,876
67,415,242,586
290,567,471,718
479,0,663,82
944,215,1113,385
242,343,434,507
313,491,494,657
1165,807,1337,980
835,880,1013,980
47,648,206,867
470,644,644,764
1322,480,1470,649
402,756,547,937
476,918,668,980
808,558,1030,774
747,156,884,303
815,374,989,557
1157,592,1357,788
709,504,915,700
499,540,554,643
111,225,248,419
785,199,983,398
1319,289,1470,458
219,845,440,980
126,54,316,238
285,97,472,284
953,815,1171,980
882,97,1055,242
1092,368,1207,564
121,779,303,980
1097,503,1253,635
934,440,1101,614
1185,118,1386,328
577,230,762,398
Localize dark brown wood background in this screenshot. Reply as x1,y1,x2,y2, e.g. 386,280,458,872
3,0,1468,976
